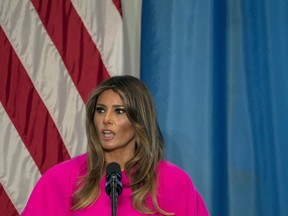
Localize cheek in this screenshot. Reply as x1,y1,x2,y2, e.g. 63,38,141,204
124,123,136,137
118,119,134,134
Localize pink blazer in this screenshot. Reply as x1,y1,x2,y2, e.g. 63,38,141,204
21,154,209,215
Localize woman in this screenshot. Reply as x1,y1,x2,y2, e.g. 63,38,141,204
21,75,209,215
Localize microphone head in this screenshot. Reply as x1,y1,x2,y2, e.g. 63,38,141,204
106,162,121,179
105,162,123,197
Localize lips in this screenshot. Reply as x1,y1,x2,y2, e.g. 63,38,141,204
101,130,115,140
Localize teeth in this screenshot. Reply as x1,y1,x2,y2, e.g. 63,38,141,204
103,130,113,138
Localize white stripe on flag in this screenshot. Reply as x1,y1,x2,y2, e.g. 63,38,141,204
0,102,41,214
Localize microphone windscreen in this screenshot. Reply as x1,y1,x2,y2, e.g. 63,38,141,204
106,162,121,178
105,162,122,196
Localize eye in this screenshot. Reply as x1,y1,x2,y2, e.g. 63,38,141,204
95,106,105,113
115,108,126,114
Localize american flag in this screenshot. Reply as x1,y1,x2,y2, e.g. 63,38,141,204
0,0,133,215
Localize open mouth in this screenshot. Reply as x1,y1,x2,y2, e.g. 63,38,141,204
102,130,114,138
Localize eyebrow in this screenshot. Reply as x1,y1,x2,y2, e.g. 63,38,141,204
96,103,125,108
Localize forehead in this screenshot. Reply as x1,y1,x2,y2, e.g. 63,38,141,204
97,89,124,105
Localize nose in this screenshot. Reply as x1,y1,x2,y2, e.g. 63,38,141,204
103,110,113,125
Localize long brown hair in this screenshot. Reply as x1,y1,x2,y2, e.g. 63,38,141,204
72,75,172,215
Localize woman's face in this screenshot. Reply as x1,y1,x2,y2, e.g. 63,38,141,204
94,89,136,161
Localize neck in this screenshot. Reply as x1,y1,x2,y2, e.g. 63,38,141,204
104,152,134,171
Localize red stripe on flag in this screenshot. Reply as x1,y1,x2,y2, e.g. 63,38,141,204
0,183,19,216
30,0,110,102
113,0,123,16
0,28,70,174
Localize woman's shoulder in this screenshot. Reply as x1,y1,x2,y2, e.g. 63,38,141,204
156,161,210,215
21,155,88,215
41,153,87,181
156,160,196,194
158,160,192,182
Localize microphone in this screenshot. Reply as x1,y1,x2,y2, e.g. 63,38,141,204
105,162,122,216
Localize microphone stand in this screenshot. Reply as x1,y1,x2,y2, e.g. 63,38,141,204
111,174,117,216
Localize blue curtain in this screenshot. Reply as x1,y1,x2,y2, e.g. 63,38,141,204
140,0,288,215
